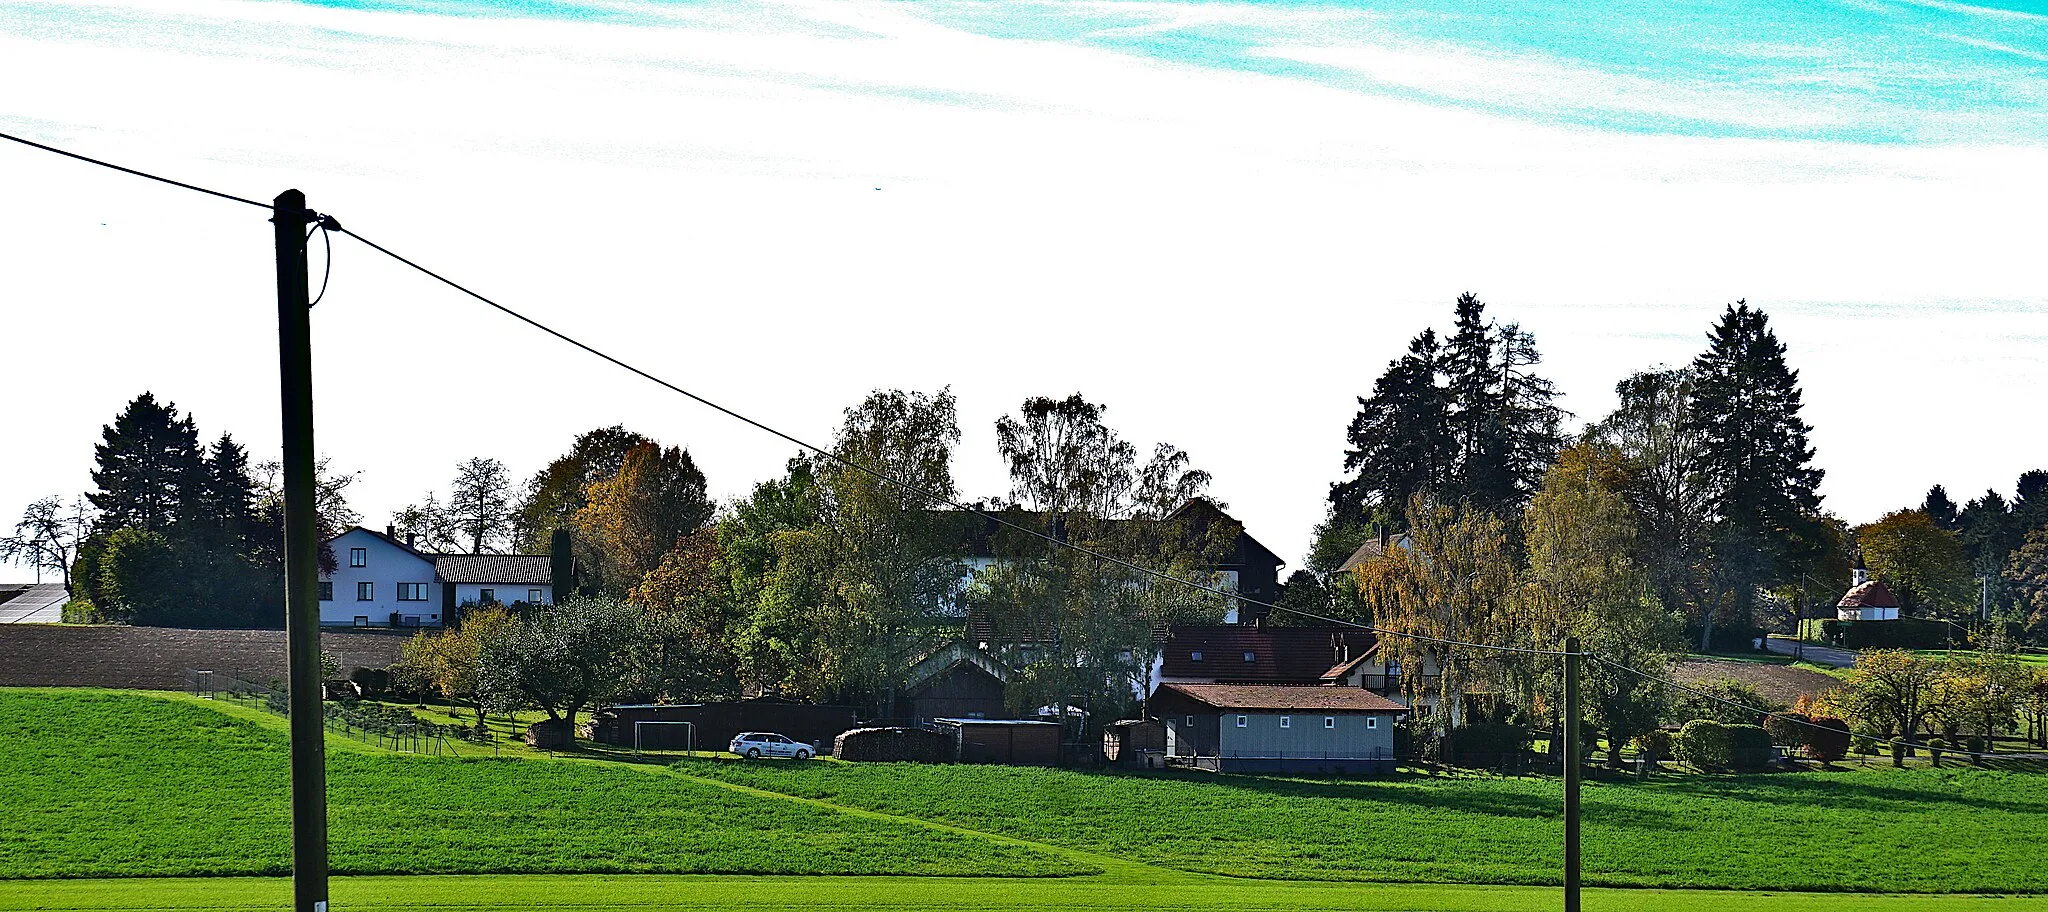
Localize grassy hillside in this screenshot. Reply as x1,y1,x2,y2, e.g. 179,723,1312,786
0,689,1081,879
682,758,2048,893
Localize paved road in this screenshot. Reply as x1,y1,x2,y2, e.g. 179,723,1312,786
1764,635,1856,668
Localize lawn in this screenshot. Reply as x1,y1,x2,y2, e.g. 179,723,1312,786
6,688,2048,908
2,873,2043,912
682,758,2048,894
0,689,1080,879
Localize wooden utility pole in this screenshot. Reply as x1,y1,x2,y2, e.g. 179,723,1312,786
1563,635,1580,912
274,189,329,912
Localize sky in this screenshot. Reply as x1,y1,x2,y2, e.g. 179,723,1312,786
2,0,2046,571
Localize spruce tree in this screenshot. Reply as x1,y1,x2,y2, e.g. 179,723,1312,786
1330,329,1452,527
1923,485,1961,531
88,393,202,534
1684,302,1824,649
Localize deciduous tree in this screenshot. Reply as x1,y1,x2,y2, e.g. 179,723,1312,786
571,442,712,594
1856,510,1970,617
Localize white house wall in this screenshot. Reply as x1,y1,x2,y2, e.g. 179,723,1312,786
320,529,440,627
454,582,552,607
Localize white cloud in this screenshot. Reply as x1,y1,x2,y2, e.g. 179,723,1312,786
1,0,2044,569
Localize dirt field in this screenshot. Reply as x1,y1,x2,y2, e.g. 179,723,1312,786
1672,657,1841,706
0,625,407,690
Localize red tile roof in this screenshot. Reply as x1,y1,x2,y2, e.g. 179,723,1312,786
1156,682,1407,713
1838,580,1900,609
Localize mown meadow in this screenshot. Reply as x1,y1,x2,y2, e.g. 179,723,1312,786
0,689,1081,879
682,756,2048,893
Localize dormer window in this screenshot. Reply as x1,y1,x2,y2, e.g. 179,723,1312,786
1190,650,1204,662
1242,651,1256,663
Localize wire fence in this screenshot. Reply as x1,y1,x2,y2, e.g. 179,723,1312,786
186,668,499,757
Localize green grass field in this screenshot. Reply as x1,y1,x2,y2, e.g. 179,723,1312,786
683,757,2048,893
4,688,2048,911
0,689,1078,879
4,873,2044,912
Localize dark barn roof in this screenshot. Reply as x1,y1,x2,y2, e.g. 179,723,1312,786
1159,625,1376,683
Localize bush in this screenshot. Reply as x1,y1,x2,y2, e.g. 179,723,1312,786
1851,734,1880,756
1630,729,1672,764
1762,712,1811,748
1670,679,1783,727
1822,618,1949,649
1448,722,1531,769
1675,720,1735,771
1728,724,1773,771
1804,717,1851,763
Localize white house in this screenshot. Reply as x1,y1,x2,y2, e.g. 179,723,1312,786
319,526,554,628
1836,565,1902,622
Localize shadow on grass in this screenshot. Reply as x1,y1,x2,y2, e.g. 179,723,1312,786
1610,768,2048,815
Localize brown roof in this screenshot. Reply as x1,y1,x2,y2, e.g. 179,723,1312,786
1156,682,1407,713
1159,625,1376,683
1337,532,1411,574
1838,580,1900,609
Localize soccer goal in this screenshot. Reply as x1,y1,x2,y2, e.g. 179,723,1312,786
632,720,696,758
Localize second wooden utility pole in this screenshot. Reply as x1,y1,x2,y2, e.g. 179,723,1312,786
274,188,329,912
1563,635,1581,912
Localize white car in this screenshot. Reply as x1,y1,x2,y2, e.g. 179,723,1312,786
730,731,815,760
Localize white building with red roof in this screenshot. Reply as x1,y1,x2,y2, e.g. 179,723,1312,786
1836,564,1902,622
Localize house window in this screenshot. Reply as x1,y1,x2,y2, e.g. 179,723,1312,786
1185,715,1195,727
480,588,495,604
349,547,366,568
1324,716,1336,729
1235,715,1247,728
1190,650,1203,662
317,581,333,601
1367,717,1379,729
528,588,543,603
353,616,369,627
1242,651,1256,663
1279,716,1291,729
356,582,374,601
397,583,428,601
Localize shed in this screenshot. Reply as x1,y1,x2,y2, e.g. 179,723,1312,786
933,718,1062,766
1102,718,1166,767
1150,682,1408,776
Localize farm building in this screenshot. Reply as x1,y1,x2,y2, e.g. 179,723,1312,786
318,526,553,628
1102,718,1166,767
1150,682,1407,775
589,696,857,753
901,641,1012,722
933,718,1062,766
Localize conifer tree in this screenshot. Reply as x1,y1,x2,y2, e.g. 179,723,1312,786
1923,485,1961,531
1683,302,1824,649
87,392,202,534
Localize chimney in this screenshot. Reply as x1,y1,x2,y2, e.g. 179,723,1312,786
406,532,417,549
386,523,396,538
1378,523,1390,550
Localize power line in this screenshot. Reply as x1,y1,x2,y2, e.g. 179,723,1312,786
0,126,1566,659
0,129,271,210
1589,653,1991,760
332,223,1570,659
